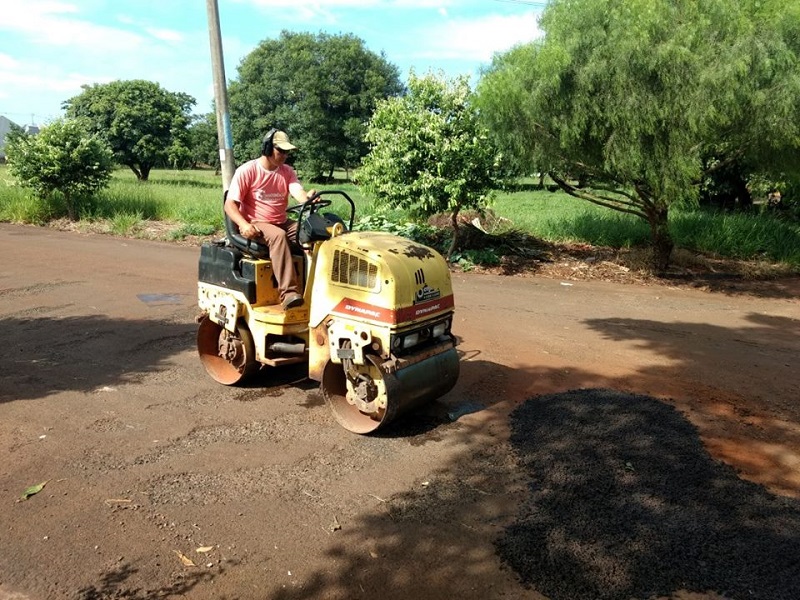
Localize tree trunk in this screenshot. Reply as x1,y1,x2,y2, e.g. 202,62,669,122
447,208,461,261
140,164,151,181
127,163,144,180
647,206,674,275
65,192,76,221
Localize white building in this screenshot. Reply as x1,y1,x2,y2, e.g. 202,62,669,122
0,115,17,160
0,116,39,161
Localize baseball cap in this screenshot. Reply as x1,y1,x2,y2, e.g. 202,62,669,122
273,131,297,151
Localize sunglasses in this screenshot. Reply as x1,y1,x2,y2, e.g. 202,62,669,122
275,147,289,155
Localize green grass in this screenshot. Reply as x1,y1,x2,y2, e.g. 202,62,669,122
2,164,798,268
491,188,651,247
671,208,800,265
95,168,221,224
490,188,800,267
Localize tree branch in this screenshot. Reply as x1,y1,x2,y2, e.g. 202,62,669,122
550,173,648,220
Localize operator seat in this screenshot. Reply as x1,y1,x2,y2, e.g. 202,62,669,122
223,191,271,259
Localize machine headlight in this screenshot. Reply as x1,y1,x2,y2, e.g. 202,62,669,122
402,332,420,349
391,317,451,354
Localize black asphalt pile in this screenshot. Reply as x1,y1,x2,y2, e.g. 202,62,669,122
497,389,800,600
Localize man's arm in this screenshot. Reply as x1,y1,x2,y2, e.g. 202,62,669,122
289,182,317,203
224,198,261,239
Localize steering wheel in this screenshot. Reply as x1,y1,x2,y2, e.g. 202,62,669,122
290,192,333,246
287,197,332,218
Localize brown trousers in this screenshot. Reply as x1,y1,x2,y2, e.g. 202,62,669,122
252,219,300,301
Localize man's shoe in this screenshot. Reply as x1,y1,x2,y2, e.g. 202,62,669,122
282,293,304,310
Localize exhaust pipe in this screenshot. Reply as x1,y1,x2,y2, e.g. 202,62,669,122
268,342,306,355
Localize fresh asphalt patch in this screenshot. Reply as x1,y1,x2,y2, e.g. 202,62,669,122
497,389,800,600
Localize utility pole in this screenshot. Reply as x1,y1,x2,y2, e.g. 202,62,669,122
206,0,235,191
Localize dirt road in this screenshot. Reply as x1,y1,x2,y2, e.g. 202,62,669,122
1,223,798,599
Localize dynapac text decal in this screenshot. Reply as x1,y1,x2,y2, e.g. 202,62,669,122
331,295,454,325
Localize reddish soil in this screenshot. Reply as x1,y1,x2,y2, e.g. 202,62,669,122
0,223,798,600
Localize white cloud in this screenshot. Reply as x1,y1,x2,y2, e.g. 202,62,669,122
0,68,106,94
0,55,109,121
0,0,144,50
146,27,185,43
0,52,108,92
0,53,21,70
0,1,214,119
415,11,542,62
236,0,456,21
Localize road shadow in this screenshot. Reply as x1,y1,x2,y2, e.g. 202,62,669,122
661,273,800,300
585,312,800,364
76,560,229,600
0,315,196,403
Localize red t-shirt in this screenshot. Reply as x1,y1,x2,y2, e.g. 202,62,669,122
227,159,299,224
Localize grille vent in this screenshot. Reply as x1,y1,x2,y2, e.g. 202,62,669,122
332,250,379,290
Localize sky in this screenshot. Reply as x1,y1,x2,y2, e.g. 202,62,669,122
0,0,545,128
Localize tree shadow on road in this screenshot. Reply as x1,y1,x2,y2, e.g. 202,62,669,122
76,560,231,600
0,315,196,403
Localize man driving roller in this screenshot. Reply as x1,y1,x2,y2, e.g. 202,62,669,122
224,129,316,310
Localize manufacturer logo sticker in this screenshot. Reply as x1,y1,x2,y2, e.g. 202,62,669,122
415,285,441,303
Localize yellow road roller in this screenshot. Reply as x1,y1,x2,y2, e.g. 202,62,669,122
196,191,459,433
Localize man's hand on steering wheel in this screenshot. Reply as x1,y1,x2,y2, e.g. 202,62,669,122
287,193,331,218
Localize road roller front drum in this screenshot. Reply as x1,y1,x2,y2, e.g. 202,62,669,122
321,345,460,434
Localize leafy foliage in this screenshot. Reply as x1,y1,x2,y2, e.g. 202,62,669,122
63,80,195,181
228,31,403,180
359,73,501,258
6,118,114,220
187,112,220,170
354,212,444,247
476,0,800,272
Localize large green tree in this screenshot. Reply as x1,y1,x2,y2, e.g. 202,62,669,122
228,31,403,181
477,0,800,272
6,118,114,220
63,80,195,181
359,73,500,258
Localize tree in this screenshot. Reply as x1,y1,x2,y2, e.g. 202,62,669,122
187,112,220,171
63,80,195,181
359,73,500,258
6,118,114,220
228,31,403,181
476,0,800,272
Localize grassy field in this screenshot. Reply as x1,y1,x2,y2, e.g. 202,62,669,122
1,165,798,268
